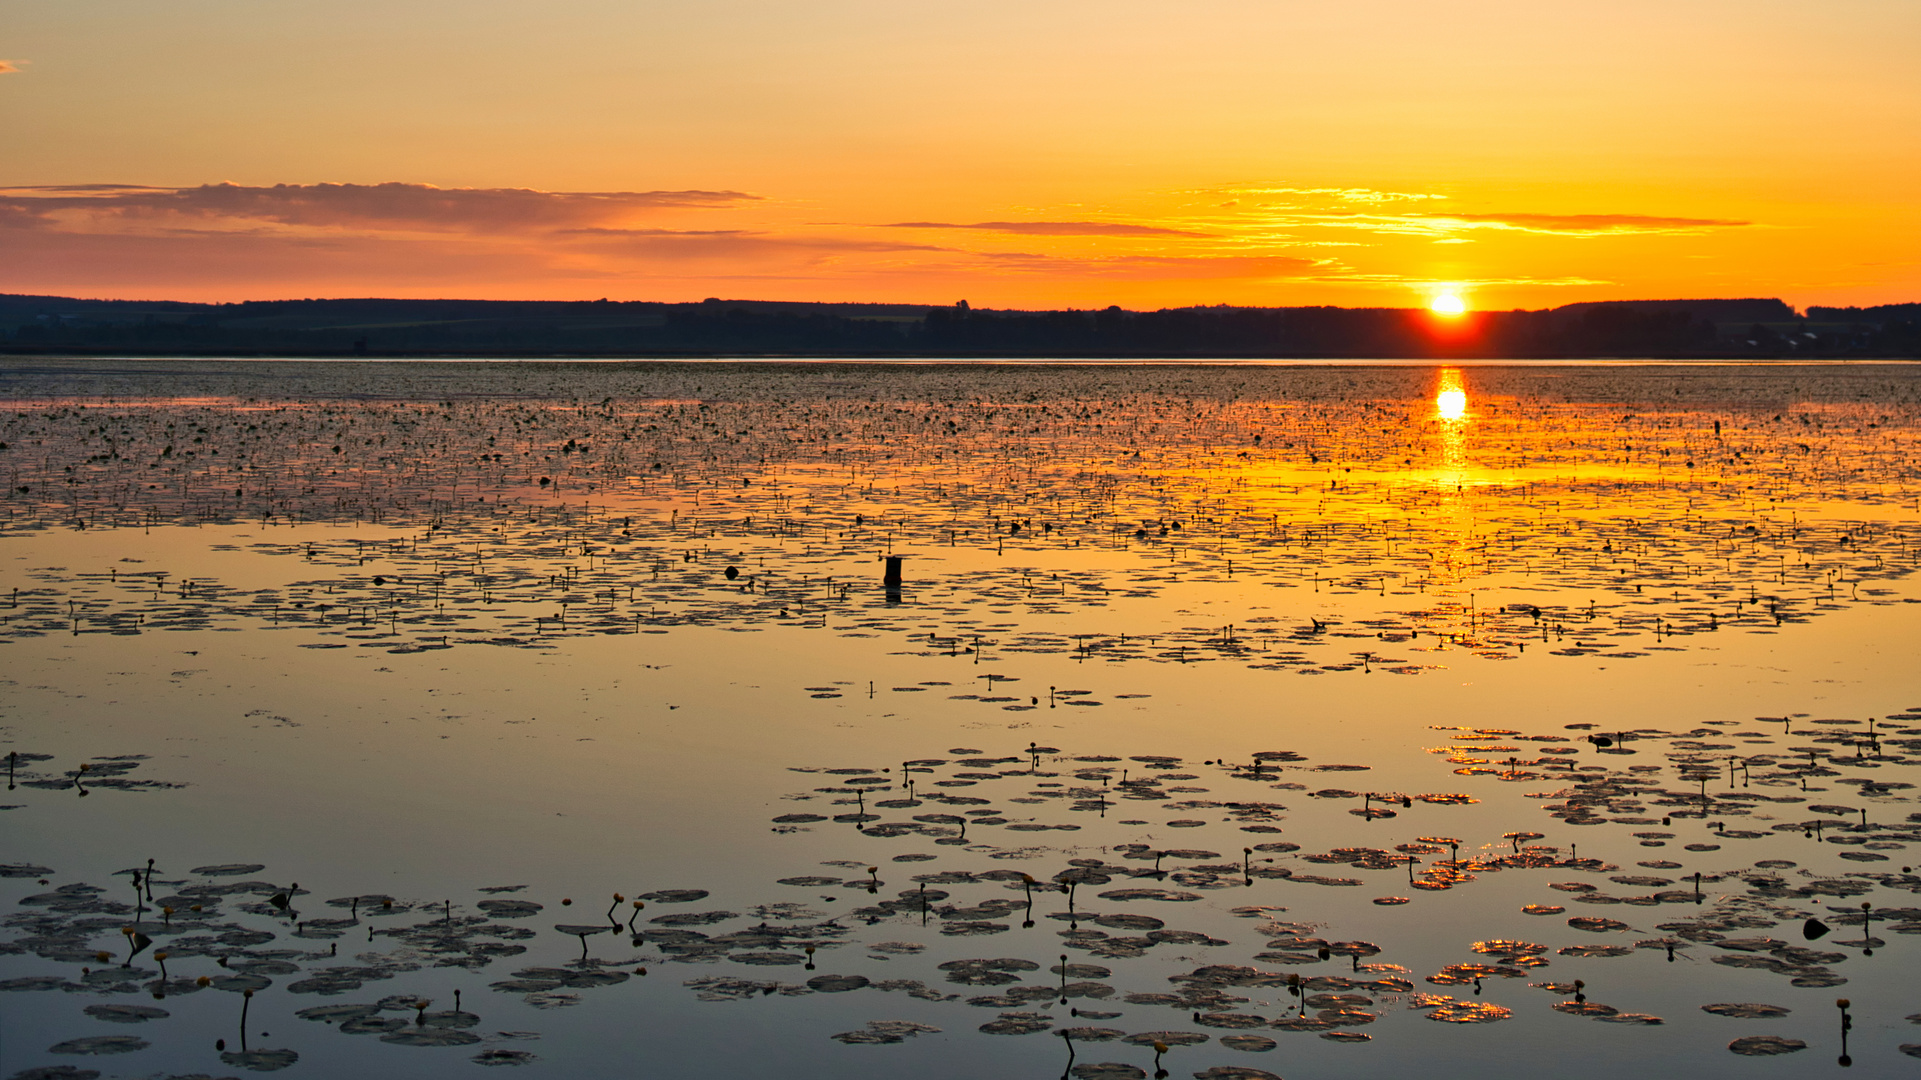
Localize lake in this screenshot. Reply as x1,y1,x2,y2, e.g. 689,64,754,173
3,358,1919,1079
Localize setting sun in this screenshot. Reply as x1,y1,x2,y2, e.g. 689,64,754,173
1430,294,1468,317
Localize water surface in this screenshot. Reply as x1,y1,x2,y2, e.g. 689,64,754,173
3,359,1919,1079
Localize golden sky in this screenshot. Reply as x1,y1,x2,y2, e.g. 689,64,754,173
4,0,1917,309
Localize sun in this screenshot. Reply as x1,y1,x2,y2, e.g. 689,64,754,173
1429,293,1467,317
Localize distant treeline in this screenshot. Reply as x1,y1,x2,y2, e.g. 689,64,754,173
1,293,1916,359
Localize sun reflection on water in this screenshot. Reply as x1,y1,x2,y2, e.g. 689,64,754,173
1436,368,1468,422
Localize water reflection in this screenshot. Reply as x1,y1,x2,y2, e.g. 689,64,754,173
1435,368,1469,423
1433,367,1471,490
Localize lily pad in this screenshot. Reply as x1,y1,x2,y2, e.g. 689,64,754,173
1703,1003,1791,1019
1427,1002,1512,1023
477,900,543,917
1568,917,1631,933
1122,1031,1209,1047
81,1004,168,1023
806,974,870,992
380,1029,482,1047
48,1037,149,1056
1728,1036,1806,1056
218,1048,300,1071
1070,1065,1146,1080
638,889,709,903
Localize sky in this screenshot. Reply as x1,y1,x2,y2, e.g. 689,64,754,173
4,0,1918,310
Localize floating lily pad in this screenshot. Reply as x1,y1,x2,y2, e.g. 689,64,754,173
1728,1036,1806,1056
192,864,267,876
1703,1003,1790,1019
979,1014,1052,1035
381,1029,482,1047
473,1049,538,1066
1428,1002,1512,1023
1553,1001,1619,1016
0,977,70,991
296,1004,379,1023
218,1048,300,1071
648,911,737,926
1195,1013,1267,1029
734,952,805,966
831,1029,903,1044
1220,1034,1277,1052
1567,917,1631,933
1070,1065,1146,1080
806,974,870,992
1193,1068,1283,1079
209,973,272,993
1093,913,1165,931
0,864,56,878
81,1004,168,1023
1097,889,1201,903
48,1036,149,1056
639,889,709,903
1122,1031,1209,1047
1059,1027,1126,1041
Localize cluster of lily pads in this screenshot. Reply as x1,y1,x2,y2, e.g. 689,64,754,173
738,711,1921,1069
6,702,1921,1080
4,365,1917,681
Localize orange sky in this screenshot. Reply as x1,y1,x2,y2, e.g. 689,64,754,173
4,0,1917,310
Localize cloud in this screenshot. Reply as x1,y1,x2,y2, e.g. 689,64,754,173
1425,212,1748,235
1314,271,1613,288
883,220,1213,238
979,252,1322,280
0,182,761,233
0,60,23,74
1195,186,1447,204
1241,208,1750,239
557,227,761,238
565,228,952,256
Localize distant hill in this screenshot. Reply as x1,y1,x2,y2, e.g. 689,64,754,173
0,294,1913,359
1547,298,1797,324
1807,302,1921,324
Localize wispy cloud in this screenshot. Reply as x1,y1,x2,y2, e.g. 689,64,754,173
979,252,1322,279
1424,212,1748,235
882,220,1213,238
563,228,953,260
1315,271,1614,288
0,60,23,74
0,182,761,233
1257,209,1749,239
1240,187,1447,204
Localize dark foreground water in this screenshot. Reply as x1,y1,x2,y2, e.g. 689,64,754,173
3,359,1920,1080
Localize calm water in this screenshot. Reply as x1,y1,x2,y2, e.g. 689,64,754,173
3,359,1920,1080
